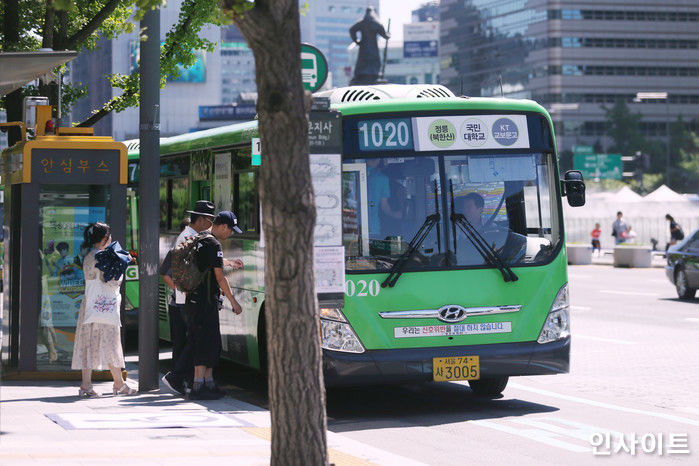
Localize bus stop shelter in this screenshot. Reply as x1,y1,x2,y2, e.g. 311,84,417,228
0,51,77,97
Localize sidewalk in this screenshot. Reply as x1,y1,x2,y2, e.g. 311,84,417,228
0,360,423,465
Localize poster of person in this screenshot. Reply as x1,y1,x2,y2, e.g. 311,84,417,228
38,206,105,365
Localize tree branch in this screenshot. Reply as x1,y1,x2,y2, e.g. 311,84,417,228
76,0,201,127
64,0,123,50
76,95,128,127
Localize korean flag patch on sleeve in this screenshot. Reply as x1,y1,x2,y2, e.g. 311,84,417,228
217,251,224,258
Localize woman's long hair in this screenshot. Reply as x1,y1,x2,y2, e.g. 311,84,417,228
666,214,675,222
81,222,111,250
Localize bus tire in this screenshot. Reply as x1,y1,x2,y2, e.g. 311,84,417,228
468,376,509,397
675,269,697,300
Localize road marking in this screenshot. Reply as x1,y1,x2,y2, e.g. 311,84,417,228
574,334,636,345
599,290,659,297
570,305,591,311
470,418,590,452
508,383,699,427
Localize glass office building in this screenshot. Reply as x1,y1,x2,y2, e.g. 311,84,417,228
440,0,699,151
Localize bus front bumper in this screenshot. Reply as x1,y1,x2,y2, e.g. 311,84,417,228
322,337,570,387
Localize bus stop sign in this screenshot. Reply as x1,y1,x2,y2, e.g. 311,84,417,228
301,43,328,92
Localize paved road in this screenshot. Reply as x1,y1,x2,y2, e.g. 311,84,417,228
212,265,697,464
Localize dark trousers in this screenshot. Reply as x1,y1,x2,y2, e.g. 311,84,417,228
184,295,222,369
169,304,193,383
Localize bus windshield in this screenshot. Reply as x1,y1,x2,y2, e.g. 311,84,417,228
342,152,561,272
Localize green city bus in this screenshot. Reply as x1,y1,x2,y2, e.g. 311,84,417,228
125,84,585,395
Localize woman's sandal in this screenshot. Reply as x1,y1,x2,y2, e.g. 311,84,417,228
113,383,137,395
78,387,100,398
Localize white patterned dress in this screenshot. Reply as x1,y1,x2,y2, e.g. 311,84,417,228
71,250,125,370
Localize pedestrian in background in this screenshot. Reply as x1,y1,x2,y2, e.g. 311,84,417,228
161,202,217,396
665,214,685,251
622,225,637,243
72,222,136,397
611,211,627,245
590,223,602,255
159,218,190,395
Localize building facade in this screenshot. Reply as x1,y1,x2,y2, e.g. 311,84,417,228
299,0,380,88
220,25,256,105
70,0,224,140
440,0,699,152
412,1,440,23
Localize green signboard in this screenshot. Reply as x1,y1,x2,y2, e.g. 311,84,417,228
301,43,328,92
574,153,622,180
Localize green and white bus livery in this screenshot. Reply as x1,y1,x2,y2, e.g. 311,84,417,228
127,84,585,395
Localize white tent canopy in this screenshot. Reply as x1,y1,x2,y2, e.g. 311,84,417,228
615,186,643,203
643,185,689,203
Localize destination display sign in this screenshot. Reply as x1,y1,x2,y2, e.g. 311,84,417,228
412,114,530,151
349,114,532,153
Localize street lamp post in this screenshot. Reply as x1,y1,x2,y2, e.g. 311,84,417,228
634,91,670,184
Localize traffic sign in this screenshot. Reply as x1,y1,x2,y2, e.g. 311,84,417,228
573,145,593,155
574,153,622,180
301,43,328,92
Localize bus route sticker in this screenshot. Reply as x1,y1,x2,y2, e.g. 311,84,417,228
394,322,512,338
491,117,519,146
461,118,488,147
427,119,456,148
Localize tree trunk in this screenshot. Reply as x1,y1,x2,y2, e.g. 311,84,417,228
233,1,328,465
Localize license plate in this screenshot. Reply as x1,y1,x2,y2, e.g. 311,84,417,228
433,356,480,382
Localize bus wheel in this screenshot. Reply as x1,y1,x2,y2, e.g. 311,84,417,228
468,377,509,397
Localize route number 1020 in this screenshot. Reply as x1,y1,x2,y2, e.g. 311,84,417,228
345,279,380,297
357,119,411,150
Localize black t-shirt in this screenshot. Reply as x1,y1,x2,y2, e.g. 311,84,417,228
193,235,224,303
670,220,685,240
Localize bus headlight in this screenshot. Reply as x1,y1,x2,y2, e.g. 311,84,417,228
537,283,570,344
320,308,365,353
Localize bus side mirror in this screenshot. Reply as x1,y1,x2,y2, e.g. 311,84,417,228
562,170,585,207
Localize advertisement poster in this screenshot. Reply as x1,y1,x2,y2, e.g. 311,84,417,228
130,40,206,82
40,206,106,329
214,152,232,213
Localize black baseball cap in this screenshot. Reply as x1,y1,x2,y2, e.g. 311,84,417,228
215,211,243,234
186,200,216,218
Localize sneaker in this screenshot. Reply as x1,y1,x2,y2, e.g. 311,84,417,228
161,371,186,395
188,386,218,400
205,383,226,399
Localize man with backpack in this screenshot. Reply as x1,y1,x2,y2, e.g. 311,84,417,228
185,211,243,400
161,201,217,396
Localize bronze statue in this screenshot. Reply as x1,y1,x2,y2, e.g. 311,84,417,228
350,6,390,85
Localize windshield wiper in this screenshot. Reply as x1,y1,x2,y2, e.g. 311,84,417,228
449,181,518,282
382,181,441,288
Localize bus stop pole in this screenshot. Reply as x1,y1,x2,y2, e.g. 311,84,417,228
138,6,161,391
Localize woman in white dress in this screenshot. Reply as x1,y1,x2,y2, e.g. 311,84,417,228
71,222,136,397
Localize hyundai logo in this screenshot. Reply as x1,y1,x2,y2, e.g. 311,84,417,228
437,305,468,323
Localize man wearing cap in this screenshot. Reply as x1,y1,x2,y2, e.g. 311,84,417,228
187,210,244,400
161,200,217,395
